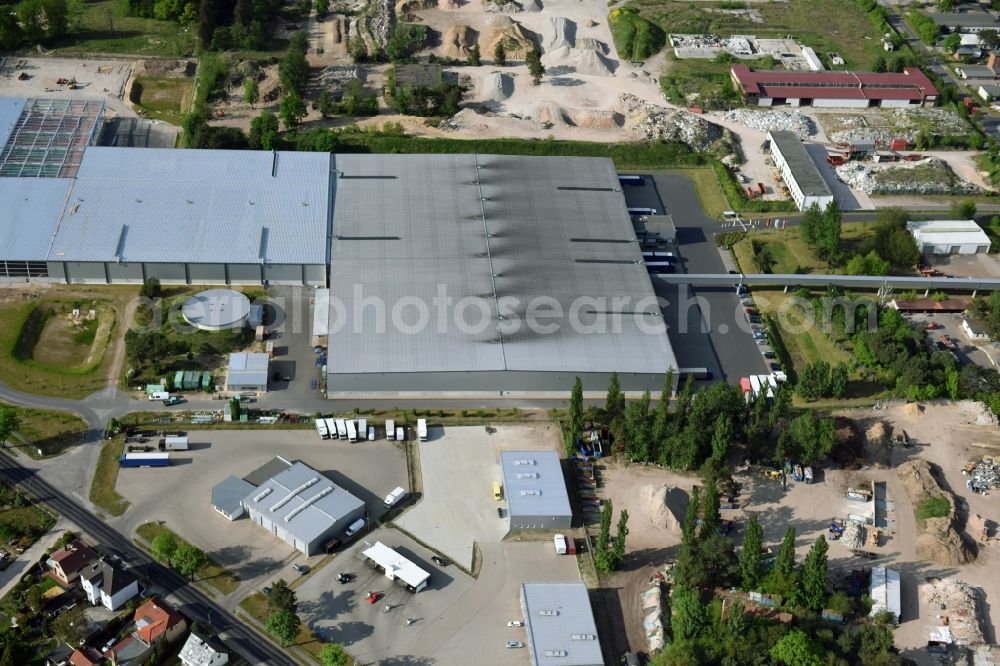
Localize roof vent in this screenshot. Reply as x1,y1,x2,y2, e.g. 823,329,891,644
571,634,596,641
544,651,568,657
514,459,535,466
516,473,538,479
252,488,273,502
538,610,558,616
520,489,541,496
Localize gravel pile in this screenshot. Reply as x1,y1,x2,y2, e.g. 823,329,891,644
723,109,816,138
828,107,968,145
669,33,755,55
622,94,727,151
836,158,981,196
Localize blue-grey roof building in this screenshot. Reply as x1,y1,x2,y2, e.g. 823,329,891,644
500,451,572,529
241,461,365,556
521,582,603,666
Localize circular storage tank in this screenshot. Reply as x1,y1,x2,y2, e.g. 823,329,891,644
181,289,252,331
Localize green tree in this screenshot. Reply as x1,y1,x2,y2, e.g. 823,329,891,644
315,0,329,15
279,32,310,95
872,54,886,72
952,199,977,220
249,110,279,150
739,514,763,591
566,376,583,455
605,371,624,422
0,11,23,50
467,43,481,66
26,586,42,613
796,535,829,611
0,643,15,666
525,47,545,85
788,412,837,464
670,584,706,641
266,608,301,646
819,200,842,260
279,92,307,129
243,78,259,108
700,478,720,537
771,629,826,666
775,526,796,577
595,499,614,571
796,361,830,401
981,29,1000,50
319,643,348,666
172,543,207,579
709,412,733,469
674,374,694,431
268,579,298,614
831,362,850,398
937,0,954,11
151,531,178,563
800,202,822,245
493,40,507,65
52,605,85,646
317,89,335,118
140,276,161,299
623,390,651,461
651,372,672,446
0,406,20,450
611,508,629,569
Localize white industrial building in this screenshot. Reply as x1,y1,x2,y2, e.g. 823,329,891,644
766,131,834,212
521,582,603,666
362,541,430,592
500,451,573,530
225,352,269,392
241,461,365,556
869,566,901,623
906,220,990,255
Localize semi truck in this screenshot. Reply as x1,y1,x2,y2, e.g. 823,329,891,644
417,419,428,441
346,419,358,442
325,418,338,439
119,452,170,468
160,435,188,451
316,419,330,439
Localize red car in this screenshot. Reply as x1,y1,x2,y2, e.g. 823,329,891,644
366,591,381,604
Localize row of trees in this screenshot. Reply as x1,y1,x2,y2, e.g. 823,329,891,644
125,0,283,49
594,499,628,571
0,0,73,50
796,361,850,401
150,530,209,579
262,579,348,664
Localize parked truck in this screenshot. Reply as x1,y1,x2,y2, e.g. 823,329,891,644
384,486,406,508
417,419,428,441
316,419,330,439
160,436,189,451
119,452,170,468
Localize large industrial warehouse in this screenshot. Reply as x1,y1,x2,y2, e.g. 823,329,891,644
0,96,678,396
766,131,834,212
731,65,938,107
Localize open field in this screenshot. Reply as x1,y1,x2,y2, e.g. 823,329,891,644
135,521,240,595
2,403,88,460
730,223,887,275
628,0,888,70
89,435,128,517
47,0,196,56
747,289,856,373
130,75,195,125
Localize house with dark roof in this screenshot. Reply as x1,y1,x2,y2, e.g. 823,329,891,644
81,562,139,611
47,539,99,586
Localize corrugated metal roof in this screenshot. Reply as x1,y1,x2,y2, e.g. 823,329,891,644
0,177,72,260
327,154,676,377
522,582,603,666
908,220,990,247
362,541,430,589
500,451,572,519
211,475,256,517
227,352,269,387
769,131,832,198
48,147,330,264
241,461,364,545
0,98,26,150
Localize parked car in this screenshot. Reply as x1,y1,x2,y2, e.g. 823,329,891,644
263,586,272,595
431,556,449,567
292,564,309,575
337,572,355,584
762,351,776,359
769,362,781,372
506,641,524,649
162,396,182,406
507,620,524,627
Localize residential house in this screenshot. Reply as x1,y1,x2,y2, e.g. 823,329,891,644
108,597,187,666
81,562,139,611
179,632,229,666
68,648,104,666
47,540,99,586
45,645,74,666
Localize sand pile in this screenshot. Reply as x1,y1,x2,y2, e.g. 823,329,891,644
576,37,607,53
903,402,925,417
864,420,892,468
478,71,514,103
540,17,575,51
441,24,477,60
897,460,973,566
570,109,623,129
485,22,538,60
571,49,614,76
642,485,685,533
533,102,572,126
521,0,542,10
438,0,461,7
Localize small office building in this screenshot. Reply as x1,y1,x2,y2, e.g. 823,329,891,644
242,462,365,556
225,352,269,392
521,582,603,666
906,220,991,255
500,451,572,530
766,131,834,212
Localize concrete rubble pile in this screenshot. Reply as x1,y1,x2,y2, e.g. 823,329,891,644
723,109,816,138
841,521,865,550
828,107,968,145
669,33,755,55
642,585,665,652
621,94,733,154
835,158,980,196
923,579,984,646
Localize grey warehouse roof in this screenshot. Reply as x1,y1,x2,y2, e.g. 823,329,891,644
212,474,256,517
327,154,676,377
241,461,364,545
0,177,73,260
243,456,293,486
522,582,603,666
500,451,572,519
227,352,269,387
768,131,832,198
0,98,26,150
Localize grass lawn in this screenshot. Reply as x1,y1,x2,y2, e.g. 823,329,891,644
628,0,888,69
0,288,133,399
239,592,334,660
89,435,129,517
730,224,884,275
3,402,87,459
48,0,197,56
130,76,195,125
0,484,56,541
751,289,855,377
136,522,240,595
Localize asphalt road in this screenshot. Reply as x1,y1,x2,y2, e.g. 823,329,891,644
0,452,296,666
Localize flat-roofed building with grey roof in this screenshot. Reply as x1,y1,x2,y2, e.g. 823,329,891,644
242,461,365,556
211,475,256,520
521,582,603,666
325,153,678,397
766,131,833,211
225,352,269,392
500,451,572,529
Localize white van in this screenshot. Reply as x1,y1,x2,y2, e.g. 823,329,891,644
384,486,406,507
417,419,428,441
149,392,170,401
345,518,365,538
367,426,376,441
386,420,396,440
396,426,405,441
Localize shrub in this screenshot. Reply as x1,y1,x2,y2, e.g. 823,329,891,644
608,8,665,62
916,496,950,521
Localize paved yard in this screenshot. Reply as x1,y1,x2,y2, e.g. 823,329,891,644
112,429,408,597
396,424,562,568
0,57,136,118
297,530,579,666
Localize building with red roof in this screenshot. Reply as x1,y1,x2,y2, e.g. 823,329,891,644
730,65,938,108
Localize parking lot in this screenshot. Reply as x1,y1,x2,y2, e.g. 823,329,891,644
396,424,561,568
112,429,408,596
906,311,998,372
